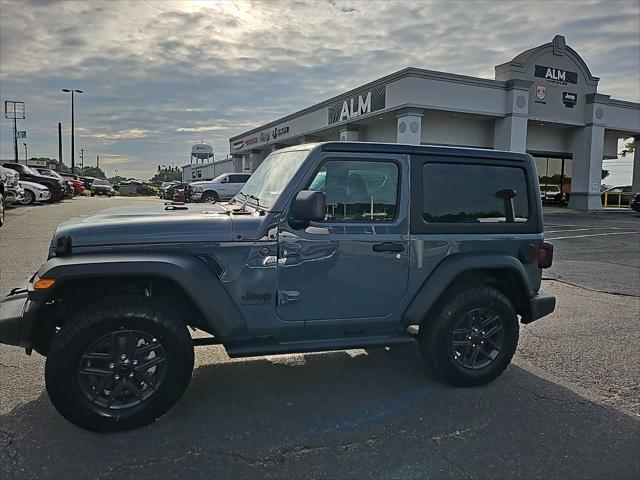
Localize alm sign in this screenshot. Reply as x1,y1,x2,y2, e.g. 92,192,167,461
328,86,385,124
534,64,578,85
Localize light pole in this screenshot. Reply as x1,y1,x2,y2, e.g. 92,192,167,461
23,142,27,163
61,89,84,174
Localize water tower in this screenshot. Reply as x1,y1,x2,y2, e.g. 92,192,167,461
191,142,214,164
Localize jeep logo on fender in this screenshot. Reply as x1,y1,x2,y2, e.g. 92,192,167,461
242,291,272,303
535,65,578,84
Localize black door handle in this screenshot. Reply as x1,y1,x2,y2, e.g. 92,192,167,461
372,242,405,253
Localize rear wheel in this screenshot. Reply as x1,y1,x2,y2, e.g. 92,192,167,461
419,286,518,387
45,296,194,432
202,191,219,204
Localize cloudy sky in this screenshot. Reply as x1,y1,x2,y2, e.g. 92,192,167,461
1,0,639,181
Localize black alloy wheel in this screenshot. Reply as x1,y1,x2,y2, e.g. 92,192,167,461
450,308,504,370
418,286,518,387
45,296,194,432
77,330,167,411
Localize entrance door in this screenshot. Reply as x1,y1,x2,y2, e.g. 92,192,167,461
276,156,409,321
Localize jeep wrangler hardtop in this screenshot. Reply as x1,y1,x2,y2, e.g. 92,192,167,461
0,141,555,431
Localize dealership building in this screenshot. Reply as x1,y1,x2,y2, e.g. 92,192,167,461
228,35,639,210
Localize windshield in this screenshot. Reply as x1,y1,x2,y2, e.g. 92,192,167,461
211,173,228,183
540,185,560,192
238,150,309,209
93,179,111,186
23,165,41,176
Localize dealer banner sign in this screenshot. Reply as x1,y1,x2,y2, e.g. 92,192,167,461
535,65,578,85
328,86,385,124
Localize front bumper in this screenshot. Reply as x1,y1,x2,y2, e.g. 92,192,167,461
522,292,556,324
191,191,203,201
0,286,33,348
36,190,51,201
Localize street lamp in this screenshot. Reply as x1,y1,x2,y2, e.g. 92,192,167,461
114,169,118,178
61,88,84,174
23,142,27,163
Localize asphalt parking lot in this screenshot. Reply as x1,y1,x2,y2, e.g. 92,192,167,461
1,198,639,479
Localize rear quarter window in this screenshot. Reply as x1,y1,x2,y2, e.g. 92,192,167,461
411,156,539,234
422,163,529,223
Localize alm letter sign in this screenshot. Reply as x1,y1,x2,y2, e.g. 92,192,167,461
328,86,385,124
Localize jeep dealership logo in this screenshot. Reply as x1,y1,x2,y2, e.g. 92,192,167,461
535,65,578,85
328,86,385,124
562,92,577,108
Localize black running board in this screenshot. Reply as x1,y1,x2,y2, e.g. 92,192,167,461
224,333,416,358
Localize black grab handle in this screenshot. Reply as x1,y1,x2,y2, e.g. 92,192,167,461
372,242,405,253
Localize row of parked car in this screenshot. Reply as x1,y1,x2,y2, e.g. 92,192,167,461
0,163,114,228
159,173,252,204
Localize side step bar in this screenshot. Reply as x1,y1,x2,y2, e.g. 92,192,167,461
223,333,417,358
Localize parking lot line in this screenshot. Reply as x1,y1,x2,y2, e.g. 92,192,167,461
547,231,640,240
545,227,628,233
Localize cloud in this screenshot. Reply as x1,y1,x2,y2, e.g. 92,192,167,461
1,0,638,179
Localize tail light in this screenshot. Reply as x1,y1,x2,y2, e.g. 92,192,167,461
537,241,554,269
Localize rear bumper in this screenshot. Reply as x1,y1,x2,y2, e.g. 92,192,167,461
523,292,556,324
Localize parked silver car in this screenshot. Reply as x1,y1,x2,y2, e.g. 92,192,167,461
190,173,251,203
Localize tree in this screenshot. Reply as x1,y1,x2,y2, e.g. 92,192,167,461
150,166,182,183
620,138,635,157
78,166,107,179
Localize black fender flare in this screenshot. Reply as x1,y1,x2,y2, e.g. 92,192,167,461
32,253,246,336
403,254,534,326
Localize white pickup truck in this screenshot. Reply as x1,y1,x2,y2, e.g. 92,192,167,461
190,173,251,203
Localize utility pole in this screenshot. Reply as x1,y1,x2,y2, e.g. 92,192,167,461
13,116,18,163
79,148,84,173
96,155,99,171
58,122,63,172
61,89,83,174
23,143,28,163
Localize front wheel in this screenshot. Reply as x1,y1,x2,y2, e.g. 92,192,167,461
418,286,518,387
45,296,194,432
201,191,219,204
21,189,35,205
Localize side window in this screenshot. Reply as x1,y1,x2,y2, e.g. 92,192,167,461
422,163,529,223
307,160,399,222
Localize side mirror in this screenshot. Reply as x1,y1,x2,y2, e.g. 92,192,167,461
293,190,326,225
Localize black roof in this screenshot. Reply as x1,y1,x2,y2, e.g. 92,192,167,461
308,142,530,162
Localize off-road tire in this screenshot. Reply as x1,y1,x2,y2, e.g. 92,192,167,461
45,296,194,432
418,286,518,387
202,191,219,204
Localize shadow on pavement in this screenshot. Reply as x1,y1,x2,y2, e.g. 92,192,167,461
1,346,639,479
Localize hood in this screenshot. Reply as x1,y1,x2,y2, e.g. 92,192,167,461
52,202,236,248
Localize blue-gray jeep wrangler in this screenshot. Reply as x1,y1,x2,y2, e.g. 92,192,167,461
0,142,555,431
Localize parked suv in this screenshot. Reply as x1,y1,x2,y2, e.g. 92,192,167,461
1,163,65,202
0,142,555,432
190,173,251,203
